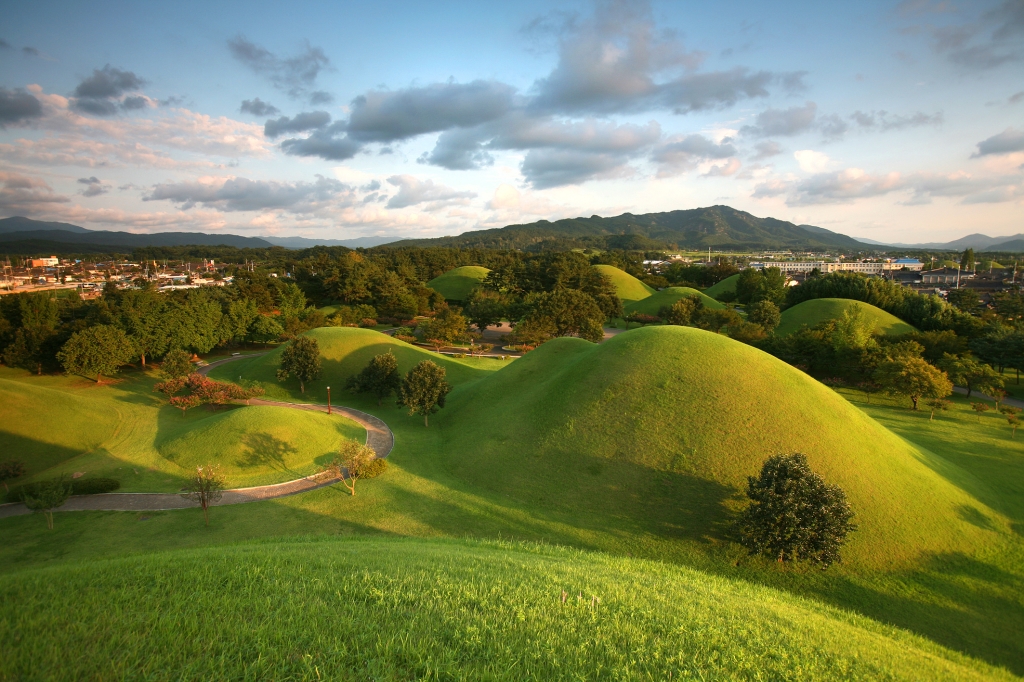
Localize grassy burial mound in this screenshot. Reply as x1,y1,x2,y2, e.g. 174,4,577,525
703,273,740,299
592,264,655,303
777,298,917,337
438,326,998,567
157,405,364,488
0,376,120,477
426,265,491,301
624,286,724,316
0,538,1006,682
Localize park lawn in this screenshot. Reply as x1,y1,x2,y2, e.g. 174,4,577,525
426,265,491,301
777,298,917,337
623,286,724,316
0,537,1011,682
703,273,740,299
592,264,655,303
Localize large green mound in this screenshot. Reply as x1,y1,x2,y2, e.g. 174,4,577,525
0,537,1004,681
157,405,364,487
0,378,120,477
426,265,490,301
703,273,740,299
439,326,997,566
777,298,917,337
624,286,724,316
592,264,655,303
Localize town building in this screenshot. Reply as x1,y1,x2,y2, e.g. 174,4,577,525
749,258,924,275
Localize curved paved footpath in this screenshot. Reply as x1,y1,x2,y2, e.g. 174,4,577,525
0,354,394,519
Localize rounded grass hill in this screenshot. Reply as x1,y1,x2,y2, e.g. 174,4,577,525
156,405,364,488
624,286,724,316
437,326,997,567
592,264,655,303
777,298,917,337
426,265,490,301
0,537,1005,681
703,273,740,299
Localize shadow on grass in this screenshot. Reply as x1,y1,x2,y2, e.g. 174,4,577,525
236,433,296,471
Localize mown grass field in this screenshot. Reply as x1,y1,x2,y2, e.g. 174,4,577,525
426,265,490,301
0,537,1010,681
777,298,917,337
2,326,1024,675
624,286,724,315
703,272,740,298
592,264,655,303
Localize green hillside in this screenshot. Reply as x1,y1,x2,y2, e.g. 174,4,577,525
426,265,490,301
624,286,724,316
0,537,1006,681
703,273,740,299
592,264,655,303
777,298,917,337
438,326,996,567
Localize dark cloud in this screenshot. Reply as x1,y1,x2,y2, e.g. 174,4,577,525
742,102,817,137
347,80,516,143
279,127,361,161
77,176,109,197
145,175,352,212
309,90,334,105
385,175,476,208
1009,90,1024,104
520,149,632,188
22,46,39,57
0,87,44,126
228,35,332,102
752,140,782,160
420,128,496,170
972,127,1024,156
919,0,1024,69
74,65,146,99
240,98,280,116
817,114,849,140
0,38,10,49
264,110,331,138
651,134,737,177
849,109,944,131
121,95,150,111
72,97,120,116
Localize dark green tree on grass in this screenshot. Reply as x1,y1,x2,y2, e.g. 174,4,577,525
57,324,134,383
398,360,451,426
347,350,402,405
747,300,781,333
0,460,25,492
739,453,856,567
276,336,321,393
23,475,72,530
160,348,194,379
873,355,952,410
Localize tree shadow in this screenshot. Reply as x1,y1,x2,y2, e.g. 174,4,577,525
236,433,297,472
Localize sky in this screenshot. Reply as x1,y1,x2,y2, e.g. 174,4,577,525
0,0,1021,243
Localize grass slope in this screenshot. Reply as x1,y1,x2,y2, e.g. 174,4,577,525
0,537,1008,681
426,265,490,301
703,273,740,299
439,326,996,567
777,298,917,337
624,286,724,315
592,264,655,303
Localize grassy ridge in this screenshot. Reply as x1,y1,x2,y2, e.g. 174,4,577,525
592,264,656,303
624,286,724,315
777,298,917,337
703,273,740,298
426,265,490,301
0,537,1008,681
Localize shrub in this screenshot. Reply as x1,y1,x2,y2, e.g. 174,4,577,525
7,477,121,503
360,458,389,479
359,318,378,328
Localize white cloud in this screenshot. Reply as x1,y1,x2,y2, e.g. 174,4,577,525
794,149,832,173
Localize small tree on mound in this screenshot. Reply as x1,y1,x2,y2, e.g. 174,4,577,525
23,475,73,530
739,453,856,567
747,300,782,333
326,440,377,496
925,398,951,421
181,465,224,526
659,296,702,326
0,460,25,492
160,348,194,378
971,401,990,422
276,336,321,393
346,351,402,405
1007,413,1021,439
398,360,452,427
56,324,134,383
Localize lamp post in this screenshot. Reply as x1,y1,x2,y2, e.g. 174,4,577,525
327,386,331,415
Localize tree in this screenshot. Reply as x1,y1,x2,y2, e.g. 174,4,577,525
739,453,856,567
936,353,1004,397
523,289,605,343
728,321,767,344
398,360,452,426
346,351,402,405
160,348,194,379
747,300,781,333
247,314,284,347
960,248,975,272
0,460,25,492
872,355,952,410
276,336,321,393
1007,413,1020,439
57,324,134,383
117,289,167,367
925,398,951,421
754,267,787,306
465,289,506,332
693,308,743,333
971,401,990,422
22,475,72,530
508,315,557,349
326,439,377,496
991,388,1008,411
660,296,703,326
947,288,981,313
735,268,762,305
419,306,469,349
181,465,224,526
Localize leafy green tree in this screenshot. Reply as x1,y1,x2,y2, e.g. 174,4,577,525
509,315,557,349
747,300,781,332
872,355,952,410
57,325,134,383
522,289,606,343
326,439,377,496
465,289,506,332
0,460,25,492
181,465,224,526
2,293,61,374
693,308,743,333
739,453,856,567
971,401,990,422
753,267,787,306
22,475,72,530
160,348,194,378
735,269,762,305
947,288,981,313
276,336,322,393
419,306,469,349
276,282,309,321
728,321,767,344
117,289,166,367
247,315,284,347
398,360,452,426
222,298,260,345
660,296,703,326
1007,413,1020,439
346,351,402,405
960,248,975,272
925,398,951,421
936,353,1003,397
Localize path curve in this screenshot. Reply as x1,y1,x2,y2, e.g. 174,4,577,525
0,354,394,519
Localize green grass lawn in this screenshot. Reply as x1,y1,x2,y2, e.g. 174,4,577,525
624,286,724,316
777,298,917,337
426,265,491,301
592,264,655,303
2,326,1024,674
0,537,1010,681
703,273,740,299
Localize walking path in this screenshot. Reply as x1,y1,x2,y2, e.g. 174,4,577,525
0,355,394,519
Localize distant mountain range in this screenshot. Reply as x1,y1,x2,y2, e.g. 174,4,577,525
859,232,1024,252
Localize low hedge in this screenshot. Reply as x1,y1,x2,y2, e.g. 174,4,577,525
6,477,121,503
361,459,388,479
